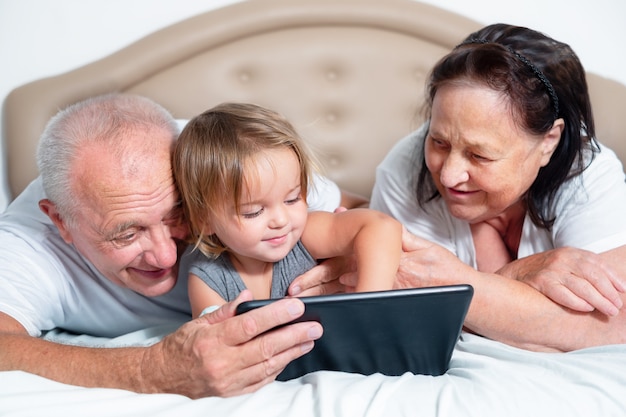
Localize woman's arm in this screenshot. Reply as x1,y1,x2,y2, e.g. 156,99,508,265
397,231,626,351
498,246,626,316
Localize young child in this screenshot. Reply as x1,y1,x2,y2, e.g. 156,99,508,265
173,103,402,318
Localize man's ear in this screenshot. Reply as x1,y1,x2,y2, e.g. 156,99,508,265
39,199,73,244
540,118,565,166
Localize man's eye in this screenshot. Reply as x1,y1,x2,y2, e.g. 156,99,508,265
112,232,137,246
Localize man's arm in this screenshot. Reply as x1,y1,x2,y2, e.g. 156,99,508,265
0,291,322,398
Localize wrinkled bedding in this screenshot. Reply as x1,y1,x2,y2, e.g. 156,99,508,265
2,329,624,417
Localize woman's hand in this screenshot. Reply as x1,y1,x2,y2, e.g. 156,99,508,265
340,228,473,290
497,247,625,316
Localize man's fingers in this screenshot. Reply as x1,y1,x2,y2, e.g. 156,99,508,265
294,279,346,297
228,320,321,376
201,289,253,325
215,297,323,356
226,337,317,397
338,271,358,288
159,296,322,398
288,256,349,296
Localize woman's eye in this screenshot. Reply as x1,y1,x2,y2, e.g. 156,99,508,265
429,137,448,149
471,153,490,162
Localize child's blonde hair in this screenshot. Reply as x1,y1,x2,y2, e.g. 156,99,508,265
173,102,318,257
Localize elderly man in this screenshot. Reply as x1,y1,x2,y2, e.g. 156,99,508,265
0,94,358,398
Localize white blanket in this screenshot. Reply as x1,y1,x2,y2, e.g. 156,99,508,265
1,330,625,417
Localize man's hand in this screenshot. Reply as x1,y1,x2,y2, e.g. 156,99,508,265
140,290,322,398
288,255,355,297
498,247,625,316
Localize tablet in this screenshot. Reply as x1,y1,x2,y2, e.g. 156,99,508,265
235,284,473,381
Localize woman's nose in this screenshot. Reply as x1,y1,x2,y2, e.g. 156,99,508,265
439,154,470,188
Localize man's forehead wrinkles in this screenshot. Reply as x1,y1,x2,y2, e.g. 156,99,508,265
102,178,176,207
99,199,174,237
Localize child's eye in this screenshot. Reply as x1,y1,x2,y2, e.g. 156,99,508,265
285,195,302,205
242,208,264,219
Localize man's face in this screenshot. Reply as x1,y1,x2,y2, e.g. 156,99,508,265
50,128,189,297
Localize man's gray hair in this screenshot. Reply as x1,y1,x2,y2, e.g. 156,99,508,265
36,94,179,226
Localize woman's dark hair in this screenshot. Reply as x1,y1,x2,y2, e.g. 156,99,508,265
416,23,598,229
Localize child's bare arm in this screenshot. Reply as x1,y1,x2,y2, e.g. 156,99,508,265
302,209,402,292
188,273,227,318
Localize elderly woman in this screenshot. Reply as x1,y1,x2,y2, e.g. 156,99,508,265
369,23,626,351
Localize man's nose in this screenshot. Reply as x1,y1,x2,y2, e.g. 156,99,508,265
144,226,178,268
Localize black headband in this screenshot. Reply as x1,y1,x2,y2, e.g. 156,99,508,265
457,38,560,119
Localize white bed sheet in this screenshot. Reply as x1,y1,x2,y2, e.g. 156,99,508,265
1,328,625,417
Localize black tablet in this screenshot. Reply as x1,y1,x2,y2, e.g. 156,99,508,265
235,284,473,381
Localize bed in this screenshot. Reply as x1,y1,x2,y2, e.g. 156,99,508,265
3,0,626,415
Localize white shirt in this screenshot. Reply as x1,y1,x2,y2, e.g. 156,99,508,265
0,174,341,337
370,125,626,268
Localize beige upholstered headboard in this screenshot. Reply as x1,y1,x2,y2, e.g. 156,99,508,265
3,0,626,202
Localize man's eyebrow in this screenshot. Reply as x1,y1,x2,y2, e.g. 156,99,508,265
164,200,183,216
170,200,183,210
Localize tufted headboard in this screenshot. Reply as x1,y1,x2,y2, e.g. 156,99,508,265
3,0,626,202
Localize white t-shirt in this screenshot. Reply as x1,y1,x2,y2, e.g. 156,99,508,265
0,174,341,337
370,125,626,269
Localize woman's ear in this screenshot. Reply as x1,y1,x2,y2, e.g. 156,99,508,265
39,199,73,244
540,118,565,166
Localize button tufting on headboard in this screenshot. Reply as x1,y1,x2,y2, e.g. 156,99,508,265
3,0,625,202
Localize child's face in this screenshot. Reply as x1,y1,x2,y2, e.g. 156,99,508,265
208,147,308,263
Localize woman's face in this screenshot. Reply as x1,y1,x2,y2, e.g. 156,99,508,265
425,83,558,224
